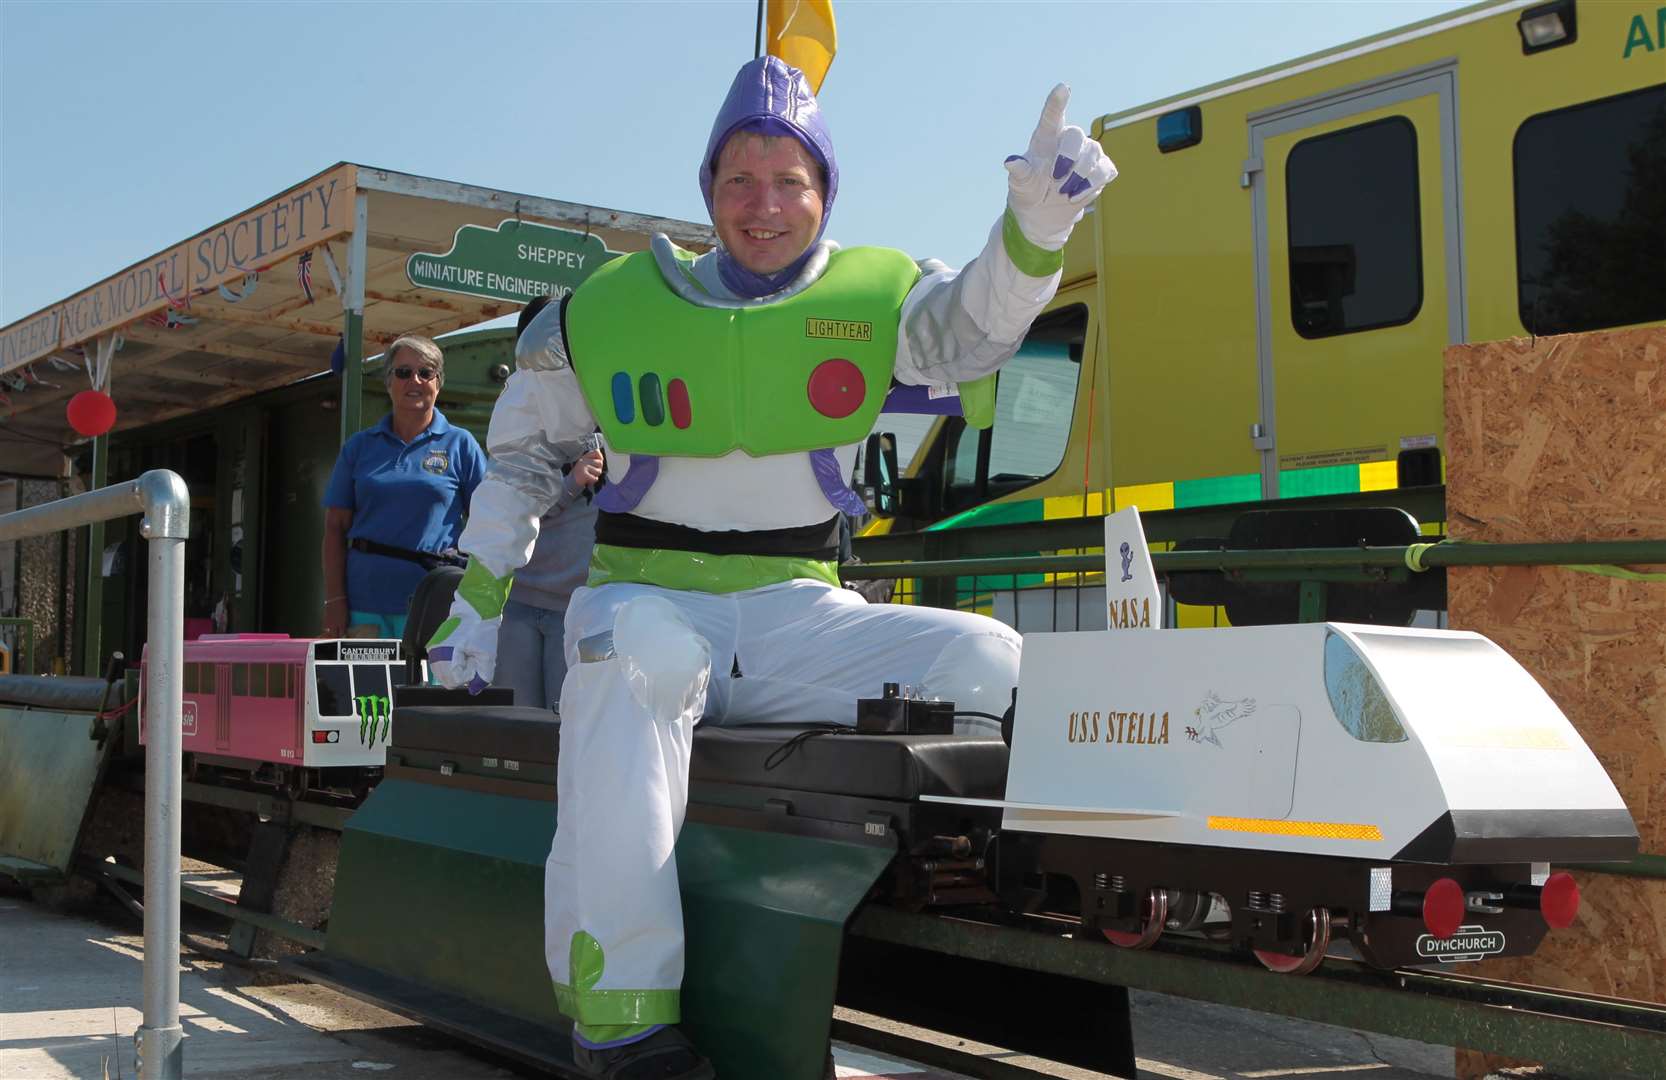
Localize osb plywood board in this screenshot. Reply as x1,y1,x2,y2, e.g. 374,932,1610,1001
1445,327,1666,1074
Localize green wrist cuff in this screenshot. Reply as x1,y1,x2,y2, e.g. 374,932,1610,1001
456,558,514,620
1002,207,1066,278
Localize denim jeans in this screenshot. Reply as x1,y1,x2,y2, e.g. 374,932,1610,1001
496,598,569,709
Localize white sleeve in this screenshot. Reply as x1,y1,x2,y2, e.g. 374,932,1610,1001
456,366,598,579
892,214,1064,387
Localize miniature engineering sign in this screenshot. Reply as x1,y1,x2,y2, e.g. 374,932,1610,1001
407,219,621,304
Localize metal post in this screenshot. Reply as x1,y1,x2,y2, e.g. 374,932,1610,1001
339,191,369,445
134,473,188,1080
135,470,188,1080
81,433,108,675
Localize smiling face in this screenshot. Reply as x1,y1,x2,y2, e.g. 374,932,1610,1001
710,133,825,276
385,346,440,419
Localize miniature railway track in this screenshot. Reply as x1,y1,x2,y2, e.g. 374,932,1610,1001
124,778,1666,1079
850,909,1666,1080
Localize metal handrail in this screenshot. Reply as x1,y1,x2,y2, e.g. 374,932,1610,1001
841,539,1666,580
0,470,190,1080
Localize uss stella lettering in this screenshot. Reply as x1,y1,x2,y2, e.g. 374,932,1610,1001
1067,709,1171,745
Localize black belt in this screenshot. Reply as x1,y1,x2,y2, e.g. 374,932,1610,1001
596,512,842,560
350,537,466,571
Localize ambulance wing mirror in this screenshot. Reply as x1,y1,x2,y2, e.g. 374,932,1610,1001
863,432,900,517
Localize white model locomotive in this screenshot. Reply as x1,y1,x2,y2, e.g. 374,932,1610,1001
935,510,1638,972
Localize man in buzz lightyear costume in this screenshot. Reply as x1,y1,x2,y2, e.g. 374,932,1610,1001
429,56,1116,1079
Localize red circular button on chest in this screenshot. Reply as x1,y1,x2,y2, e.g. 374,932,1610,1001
806,358,866,419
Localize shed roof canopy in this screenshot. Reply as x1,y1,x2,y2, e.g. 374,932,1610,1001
0,163,712,474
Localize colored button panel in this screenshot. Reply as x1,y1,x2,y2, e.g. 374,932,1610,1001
668,379,691,429
807,358,865,419
610,372,635,424
639,373,665,427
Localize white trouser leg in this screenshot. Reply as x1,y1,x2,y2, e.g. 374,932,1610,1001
727,580,1022,732
544,589,715,1037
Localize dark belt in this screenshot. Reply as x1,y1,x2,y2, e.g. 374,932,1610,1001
350,537,466,571
595,512,842,560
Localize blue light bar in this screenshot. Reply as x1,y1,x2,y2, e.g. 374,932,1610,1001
1157,106,1202,153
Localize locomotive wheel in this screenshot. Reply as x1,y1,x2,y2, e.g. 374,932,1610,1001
1103,888,1168,950
1253,906,1332,975
284,768,310,802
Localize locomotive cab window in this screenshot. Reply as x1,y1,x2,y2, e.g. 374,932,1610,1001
315,664,353,717
944,305,1085,511
1323,632,1407,744
1515,84,1666,336
1286,116,1422,338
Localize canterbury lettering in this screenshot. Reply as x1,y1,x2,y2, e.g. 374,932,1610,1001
1066,709,1170,746
805,318,873,342
356,695,392,747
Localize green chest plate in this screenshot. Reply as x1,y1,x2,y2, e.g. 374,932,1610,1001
566,246,918,457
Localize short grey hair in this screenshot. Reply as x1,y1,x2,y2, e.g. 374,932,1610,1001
384,335,445,387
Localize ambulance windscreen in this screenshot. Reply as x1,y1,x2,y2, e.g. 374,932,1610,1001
1323,631,1407,743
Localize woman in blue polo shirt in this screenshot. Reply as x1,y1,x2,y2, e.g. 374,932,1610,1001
321,334,487,638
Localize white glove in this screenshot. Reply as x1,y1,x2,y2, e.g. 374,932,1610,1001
426,596,502,694
1003,84,1118,249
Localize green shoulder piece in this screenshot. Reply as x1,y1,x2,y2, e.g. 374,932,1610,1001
958,373,996,430
566,247,919,457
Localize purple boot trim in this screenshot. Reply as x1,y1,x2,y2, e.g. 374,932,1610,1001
810,447,867,516
593,455,660,513
574,1023,666,1051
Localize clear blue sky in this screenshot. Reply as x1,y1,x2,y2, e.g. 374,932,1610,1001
1,0,1474,326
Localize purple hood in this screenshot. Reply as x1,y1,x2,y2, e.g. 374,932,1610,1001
699,56,838,298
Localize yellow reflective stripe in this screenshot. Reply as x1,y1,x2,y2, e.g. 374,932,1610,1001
1207,815,1383,842
1112,481,1176,512
1358,459,1398,492
1043,491,1108,519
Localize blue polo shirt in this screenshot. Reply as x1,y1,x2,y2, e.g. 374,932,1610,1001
323,409,487,615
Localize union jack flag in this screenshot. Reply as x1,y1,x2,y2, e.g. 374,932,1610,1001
297,250,315,305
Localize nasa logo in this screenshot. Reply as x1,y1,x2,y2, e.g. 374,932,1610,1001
1107,597,1151,629
1415,925,1506,963
1118,541,1134,583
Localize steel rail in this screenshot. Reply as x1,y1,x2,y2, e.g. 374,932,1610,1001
79,856,327,950
848,907,1666,1080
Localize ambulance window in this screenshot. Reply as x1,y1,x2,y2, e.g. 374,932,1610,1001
945,305,1085,509
1515,84,1666,336
315,664,353,716
1286,116,1422,338
1323,632,1407,744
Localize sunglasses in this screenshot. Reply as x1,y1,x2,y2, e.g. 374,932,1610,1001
392,366,439,383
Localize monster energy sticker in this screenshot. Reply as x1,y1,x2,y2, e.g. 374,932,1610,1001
356,694,392,747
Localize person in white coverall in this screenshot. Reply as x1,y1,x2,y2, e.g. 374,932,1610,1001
428,56,1116,1079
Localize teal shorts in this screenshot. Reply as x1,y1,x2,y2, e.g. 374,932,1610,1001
348,611,408,639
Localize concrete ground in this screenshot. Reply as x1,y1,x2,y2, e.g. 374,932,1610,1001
2,889,1460,1080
